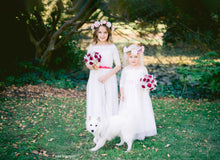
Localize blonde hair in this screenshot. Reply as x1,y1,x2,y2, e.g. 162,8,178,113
122,44,144,67
92,25,113,44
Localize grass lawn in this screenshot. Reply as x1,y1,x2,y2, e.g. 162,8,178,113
0,96,219,160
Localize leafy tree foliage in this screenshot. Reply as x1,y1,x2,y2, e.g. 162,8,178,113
17,0,101,66
104,0,220,48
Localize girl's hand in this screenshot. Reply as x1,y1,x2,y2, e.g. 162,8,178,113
98,75,108,83
86,65,94,70
86,64,99,70
93,64,99,70
120,94,124,102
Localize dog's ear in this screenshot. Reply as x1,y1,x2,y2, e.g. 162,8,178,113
97,117,101,122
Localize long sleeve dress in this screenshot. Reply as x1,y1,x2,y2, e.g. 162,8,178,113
86,44,121,122
119,66,157,140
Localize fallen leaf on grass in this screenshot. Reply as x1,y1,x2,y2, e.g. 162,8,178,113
115,146,120,150
31,139,36,143
32,150,39,154
48,138,54,142
79,133,84,137
12,144,18,149
165,144,171,147
15,152,20,156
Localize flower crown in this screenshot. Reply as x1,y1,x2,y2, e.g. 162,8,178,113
91,20,115,31
123,44,145,56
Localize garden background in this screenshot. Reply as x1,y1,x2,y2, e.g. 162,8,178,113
0,0,220,159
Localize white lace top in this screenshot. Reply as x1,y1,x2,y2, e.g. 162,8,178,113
88,44,121,67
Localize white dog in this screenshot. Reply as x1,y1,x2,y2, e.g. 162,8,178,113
86,116,105,144
86,115,136,152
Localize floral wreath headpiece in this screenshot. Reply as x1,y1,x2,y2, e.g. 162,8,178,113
91,20,115,31
123,44,145,56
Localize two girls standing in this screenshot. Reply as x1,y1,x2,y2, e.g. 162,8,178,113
85,20,157,145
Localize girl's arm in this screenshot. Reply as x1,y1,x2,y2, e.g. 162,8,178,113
119,68,125,101
98,65,121,83
120,86,124,101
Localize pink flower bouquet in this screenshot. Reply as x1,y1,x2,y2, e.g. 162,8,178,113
140,74,157,92
84,51,102,66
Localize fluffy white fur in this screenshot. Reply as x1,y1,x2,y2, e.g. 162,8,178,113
86,115,136,152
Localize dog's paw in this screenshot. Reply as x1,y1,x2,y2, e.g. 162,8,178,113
116,143,120,146
93,138,98,144
116,143,123,146
90,147,97,152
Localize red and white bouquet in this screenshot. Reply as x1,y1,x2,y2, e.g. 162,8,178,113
84,51,102,66
140,74,157,92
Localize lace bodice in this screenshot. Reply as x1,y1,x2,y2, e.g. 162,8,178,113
88,44,121,67
120,66,148,88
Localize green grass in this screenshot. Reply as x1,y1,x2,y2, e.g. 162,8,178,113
0,97,219,159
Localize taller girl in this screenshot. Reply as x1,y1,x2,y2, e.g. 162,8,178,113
86,20,121,122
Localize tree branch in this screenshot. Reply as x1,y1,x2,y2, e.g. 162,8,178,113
33,8,47,33
55,0,100,49
47,0,99,50
40,0,101,65
50,0,63,37
27,26,43,59
67,0,84,13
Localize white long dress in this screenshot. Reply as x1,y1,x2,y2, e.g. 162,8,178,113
86,44,121,122
119,66,157,140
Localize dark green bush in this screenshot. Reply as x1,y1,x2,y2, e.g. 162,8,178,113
49,41,85,71
177,51,220,99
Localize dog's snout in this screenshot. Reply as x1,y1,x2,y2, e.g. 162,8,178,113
91,130,94,133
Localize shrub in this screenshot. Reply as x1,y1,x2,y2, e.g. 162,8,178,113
177,51,220,99
49,41,85,71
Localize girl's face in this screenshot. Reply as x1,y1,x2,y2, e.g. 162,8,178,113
128,54,140,66
97,26,108,43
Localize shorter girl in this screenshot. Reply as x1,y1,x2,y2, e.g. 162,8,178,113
119,44,157,141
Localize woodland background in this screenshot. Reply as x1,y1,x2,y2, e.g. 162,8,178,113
0,0,220,159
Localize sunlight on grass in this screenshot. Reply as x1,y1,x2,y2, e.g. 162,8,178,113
144,55,199,65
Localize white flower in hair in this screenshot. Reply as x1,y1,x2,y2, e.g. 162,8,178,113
91,20,114,30
94,21,100,27
131,50,137,54
106,22,111,28
123,44,144,55
91,24,95,30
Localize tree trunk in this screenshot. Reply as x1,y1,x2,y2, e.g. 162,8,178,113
25,0,101,66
